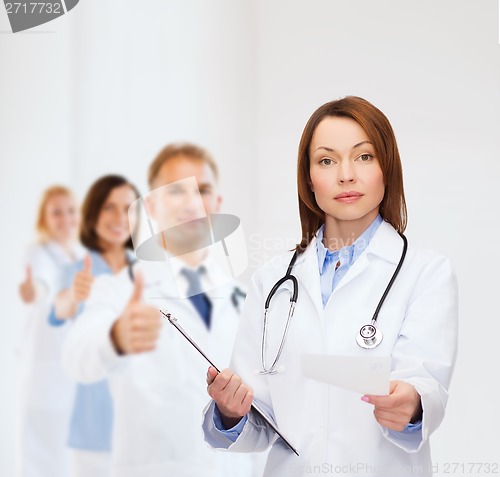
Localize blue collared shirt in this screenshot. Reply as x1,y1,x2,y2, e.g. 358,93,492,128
316,215,383,307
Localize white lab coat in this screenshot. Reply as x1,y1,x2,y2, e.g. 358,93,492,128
203,221,459,477
62,256,262,477
16,241,84,477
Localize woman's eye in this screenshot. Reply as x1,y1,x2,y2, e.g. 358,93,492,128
319,158,333,165
358,154,373,162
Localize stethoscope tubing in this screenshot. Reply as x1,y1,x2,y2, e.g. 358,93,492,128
370,232,407,324
261,232,408,371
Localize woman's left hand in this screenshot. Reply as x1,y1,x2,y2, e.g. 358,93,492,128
361,380,422,432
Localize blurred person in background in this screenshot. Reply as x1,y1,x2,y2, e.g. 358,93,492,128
49,175,140,477
62,143,261,477
17,185,84,477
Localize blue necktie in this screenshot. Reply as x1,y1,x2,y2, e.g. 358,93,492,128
181,267,212,329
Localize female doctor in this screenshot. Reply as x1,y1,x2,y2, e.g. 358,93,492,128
17,185,84,477
49,175,139,477
203,96,458,477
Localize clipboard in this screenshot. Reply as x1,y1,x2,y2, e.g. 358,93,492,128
159,309,299,456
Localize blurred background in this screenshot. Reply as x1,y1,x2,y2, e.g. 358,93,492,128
1,0,499,475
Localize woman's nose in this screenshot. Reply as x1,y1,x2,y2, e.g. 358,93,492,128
119,210,129,225
338,161,355,183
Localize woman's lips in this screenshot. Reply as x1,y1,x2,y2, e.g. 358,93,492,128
334,191,363,203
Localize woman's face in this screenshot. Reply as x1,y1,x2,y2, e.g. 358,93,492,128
44,194,79,243
95,185,137,250
309,116,385,229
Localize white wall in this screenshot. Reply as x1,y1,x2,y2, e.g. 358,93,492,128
1,0,499,474
0,6,74,474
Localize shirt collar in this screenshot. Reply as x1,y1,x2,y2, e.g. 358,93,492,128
44,240,85,264
87,250,110,273
85,249,136,274
316,214,384,275
169,251,216,284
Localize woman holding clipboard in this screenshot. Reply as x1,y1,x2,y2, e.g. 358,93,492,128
202,96,458,477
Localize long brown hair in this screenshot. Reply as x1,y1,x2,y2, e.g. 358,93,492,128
297,96,407,252
80,175,140,252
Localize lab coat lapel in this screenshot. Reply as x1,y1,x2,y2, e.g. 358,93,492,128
330,221,403,296
204,260,234,326
141,261,204,334
294,238,324,320
142,261,180,301
329,254,370,296
207,281,232,330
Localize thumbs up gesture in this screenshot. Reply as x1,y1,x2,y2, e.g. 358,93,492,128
71,255,94,304
19,266,36,303
111,271,162,355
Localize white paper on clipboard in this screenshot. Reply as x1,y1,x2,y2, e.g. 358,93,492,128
301,354,391,395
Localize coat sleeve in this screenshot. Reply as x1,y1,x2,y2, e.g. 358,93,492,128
381,253,459,452
47,262,80,327
24,244,53,301
61,273,130,383
202,267,279,453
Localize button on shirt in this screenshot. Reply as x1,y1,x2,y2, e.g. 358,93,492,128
317,214,383,307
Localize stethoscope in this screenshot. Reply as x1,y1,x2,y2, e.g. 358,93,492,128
260,233,408,375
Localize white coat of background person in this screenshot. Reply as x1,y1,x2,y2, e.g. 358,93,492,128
204,97,459,477
16,186,84,477
50,175,140,477
62,144,261,477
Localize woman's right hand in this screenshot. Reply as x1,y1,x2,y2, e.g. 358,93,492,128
54,255,94,320
19,266,36,303
206,366,254,429
71,255,94,303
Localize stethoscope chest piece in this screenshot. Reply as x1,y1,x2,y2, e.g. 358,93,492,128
356,323,383,349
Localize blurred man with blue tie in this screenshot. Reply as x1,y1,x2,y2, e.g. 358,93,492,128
62,143,259,477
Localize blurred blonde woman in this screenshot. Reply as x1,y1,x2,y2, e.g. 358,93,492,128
17,185,84,477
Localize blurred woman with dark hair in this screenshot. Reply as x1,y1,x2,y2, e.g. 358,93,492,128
50,175,139,477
